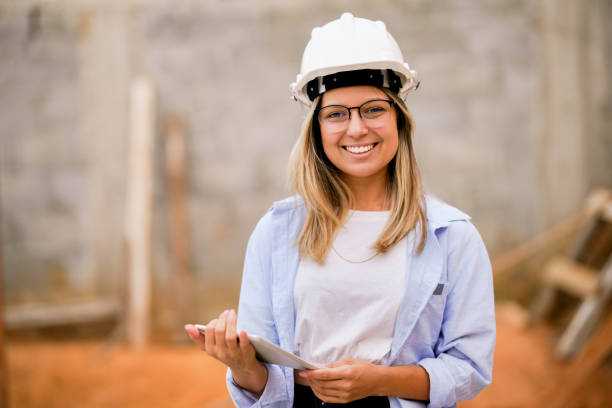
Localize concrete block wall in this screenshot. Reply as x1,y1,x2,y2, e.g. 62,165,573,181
1,0,610,326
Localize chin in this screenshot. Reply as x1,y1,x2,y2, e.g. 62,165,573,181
339,167,387,180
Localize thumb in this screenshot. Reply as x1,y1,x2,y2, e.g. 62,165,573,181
327,357,355,368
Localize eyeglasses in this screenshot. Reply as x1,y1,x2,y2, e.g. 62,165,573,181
316,99,394,130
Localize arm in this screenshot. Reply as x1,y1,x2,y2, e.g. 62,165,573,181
185,209,291,407
417,220,496,407
227,210,292,407
298,359,430,403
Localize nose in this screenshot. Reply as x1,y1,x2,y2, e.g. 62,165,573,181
346,109,368,138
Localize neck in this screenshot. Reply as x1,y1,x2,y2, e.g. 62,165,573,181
342,172,389,211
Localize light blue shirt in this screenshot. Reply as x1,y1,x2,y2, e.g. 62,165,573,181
226,195,495,408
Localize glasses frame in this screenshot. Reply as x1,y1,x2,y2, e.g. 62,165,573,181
316,99,395,123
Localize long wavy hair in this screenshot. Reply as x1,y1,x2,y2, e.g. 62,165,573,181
288,88,427,264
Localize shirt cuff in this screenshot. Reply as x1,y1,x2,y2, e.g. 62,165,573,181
418,358,455,408
226,364,288,407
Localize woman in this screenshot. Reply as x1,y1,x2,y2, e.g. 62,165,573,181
185,13,495,408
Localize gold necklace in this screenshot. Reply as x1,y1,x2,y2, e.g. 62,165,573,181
332,246,380,264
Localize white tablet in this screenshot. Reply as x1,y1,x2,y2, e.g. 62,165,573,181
195,324,318,370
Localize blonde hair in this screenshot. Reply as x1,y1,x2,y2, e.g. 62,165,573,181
288,89,427,264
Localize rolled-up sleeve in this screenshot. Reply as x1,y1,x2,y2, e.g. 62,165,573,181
418,221,496,408
226,210,292,407
227,363,288,407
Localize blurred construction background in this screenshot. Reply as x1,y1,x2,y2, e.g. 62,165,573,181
1,0,611,407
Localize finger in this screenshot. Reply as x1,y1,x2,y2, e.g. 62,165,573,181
310,386,345,404
184,324,204,344
294,370,311,386
311,379,347,393
238,330,251,352
214,310,229,352
307,366,346,381
310,386,329,402
225,309,239,353
204,319,218,352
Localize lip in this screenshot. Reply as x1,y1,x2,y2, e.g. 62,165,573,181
342,142,378,156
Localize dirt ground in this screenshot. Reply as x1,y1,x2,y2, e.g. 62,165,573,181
5,305,612,408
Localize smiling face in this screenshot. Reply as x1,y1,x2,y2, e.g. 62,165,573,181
318,85,399,189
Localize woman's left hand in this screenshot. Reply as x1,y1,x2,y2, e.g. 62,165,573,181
296,358,381,403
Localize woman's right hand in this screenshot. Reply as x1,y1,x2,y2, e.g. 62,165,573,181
184,309,268,395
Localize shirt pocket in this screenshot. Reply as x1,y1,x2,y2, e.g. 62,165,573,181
423,279,448,347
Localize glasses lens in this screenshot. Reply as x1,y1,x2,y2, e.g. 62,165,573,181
319,106,349,123
360,100,392,119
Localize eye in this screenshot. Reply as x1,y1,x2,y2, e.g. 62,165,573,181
320,107,348,121
364,106,385,114
361,101,390,118
327,111,345,119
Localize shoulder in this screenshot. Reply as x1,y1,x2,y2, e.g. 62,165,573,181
425,194,471,230
269,194,306,214
425,194,485,248
249,195,306,241
425,195,488,261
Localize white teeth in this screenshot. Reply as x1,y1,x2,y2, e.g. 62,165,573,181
345,144,374,154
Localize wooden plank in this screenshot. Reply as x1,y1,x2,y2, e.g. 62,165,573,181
543,257,599,298
125,77,155,347
492,189,611,276
4,299,121,330
165,114,193,330
555,256,612,358
582,219,612,267
602,203,612,222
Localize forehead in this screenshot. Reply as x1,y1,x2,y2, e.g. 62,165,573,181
321,85,388,106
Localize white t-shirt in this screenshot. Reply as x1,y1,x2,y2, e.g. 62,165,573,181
293,210,408,366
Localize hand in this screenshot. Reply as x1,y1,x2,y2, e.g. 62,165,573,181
184,310,267,395
296,357,381,403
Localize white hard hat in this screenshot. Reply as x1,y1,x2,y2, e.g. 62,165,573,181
290,12,419,106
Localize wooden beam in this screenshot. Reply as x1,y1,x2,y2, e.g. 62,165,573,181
555,257,612,358
4,299,120,330
125,77,155,347
543,257,599,299
0,172,8,406
165,114,193,330
492,189,611,275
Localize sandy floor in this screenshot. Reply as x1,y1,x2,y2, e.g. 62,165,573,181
6,306,611,407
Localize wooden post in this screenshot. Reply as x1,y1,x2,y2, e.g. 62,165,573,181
165,115,193,330
0,169,9,407
125,77,155,347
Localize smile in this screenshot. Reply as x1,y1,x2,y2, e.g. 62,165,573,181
343,143,376,154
